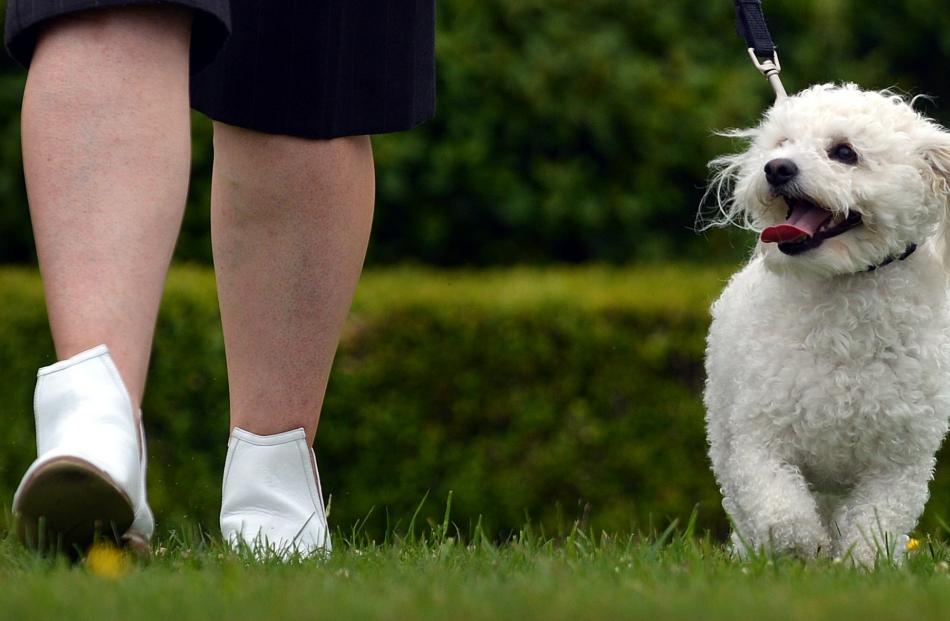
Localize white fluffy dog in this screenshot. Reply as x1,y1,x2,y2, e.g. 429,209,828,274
703,83,950,566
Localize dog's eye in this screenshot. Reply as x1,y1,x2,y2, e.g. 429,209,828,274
829,143,859,165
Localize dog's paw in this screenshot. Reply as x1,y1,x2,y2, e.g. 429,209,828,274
735,517,832,559
835,531,909,568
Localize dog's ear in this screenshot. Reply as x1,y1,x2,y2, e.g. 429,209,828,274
923,140,950,203
918,126,950,273
918,125,950,202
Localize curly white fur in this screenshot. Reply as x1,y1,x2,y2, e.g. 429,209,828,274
703,84,950,566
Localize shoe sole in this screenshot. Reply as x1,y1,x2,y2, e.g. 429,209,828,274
13,457,134,557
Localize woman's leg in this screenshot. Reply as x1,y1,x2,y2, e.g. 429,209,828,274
210,124,375,445
14,6,192,552
22,6,193,407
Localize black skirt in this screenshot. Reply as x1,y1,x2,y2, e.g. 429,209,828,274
5,0,436,139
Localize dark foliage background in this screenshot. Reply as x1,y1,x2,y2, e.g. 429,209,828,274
3,1,950,265
6,1,950,541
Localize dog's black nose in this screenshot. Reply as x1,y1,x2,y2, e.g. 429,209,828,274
764,158,799,187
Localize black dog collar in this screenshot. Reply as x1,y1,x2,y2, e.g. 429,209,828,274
866,243,918,272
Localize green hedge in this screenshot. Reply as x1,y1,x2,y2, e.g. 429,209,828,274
4,265,950,540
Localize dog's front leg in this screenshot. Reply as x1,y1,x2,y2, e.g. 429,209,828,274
830,464,933,567
722,443,831,559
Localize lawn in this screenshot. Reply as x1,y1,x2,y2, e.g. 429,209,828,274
2,514,950,621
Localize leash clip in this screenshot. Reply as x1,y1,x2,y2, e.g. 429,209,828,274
747,48,787,101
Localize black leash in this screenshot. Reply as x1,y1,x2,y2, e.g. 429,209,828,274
734,1,787,100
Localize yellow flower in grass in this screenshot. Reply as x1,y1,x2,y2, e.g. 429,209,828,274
86,543,129,579
907,538,921,553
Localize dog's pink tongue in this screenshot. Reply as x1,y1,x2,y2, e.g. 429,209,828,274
760,201,833,244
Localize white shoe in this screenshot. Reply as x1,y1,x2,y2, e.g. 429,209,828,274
220,427,331,558
12,345,154,554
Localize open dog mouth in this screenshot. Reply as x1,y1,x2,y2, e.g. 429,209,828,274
759,194,862,256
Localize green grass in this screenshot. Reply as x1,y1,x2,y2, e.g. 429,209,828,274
3,514,950,621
